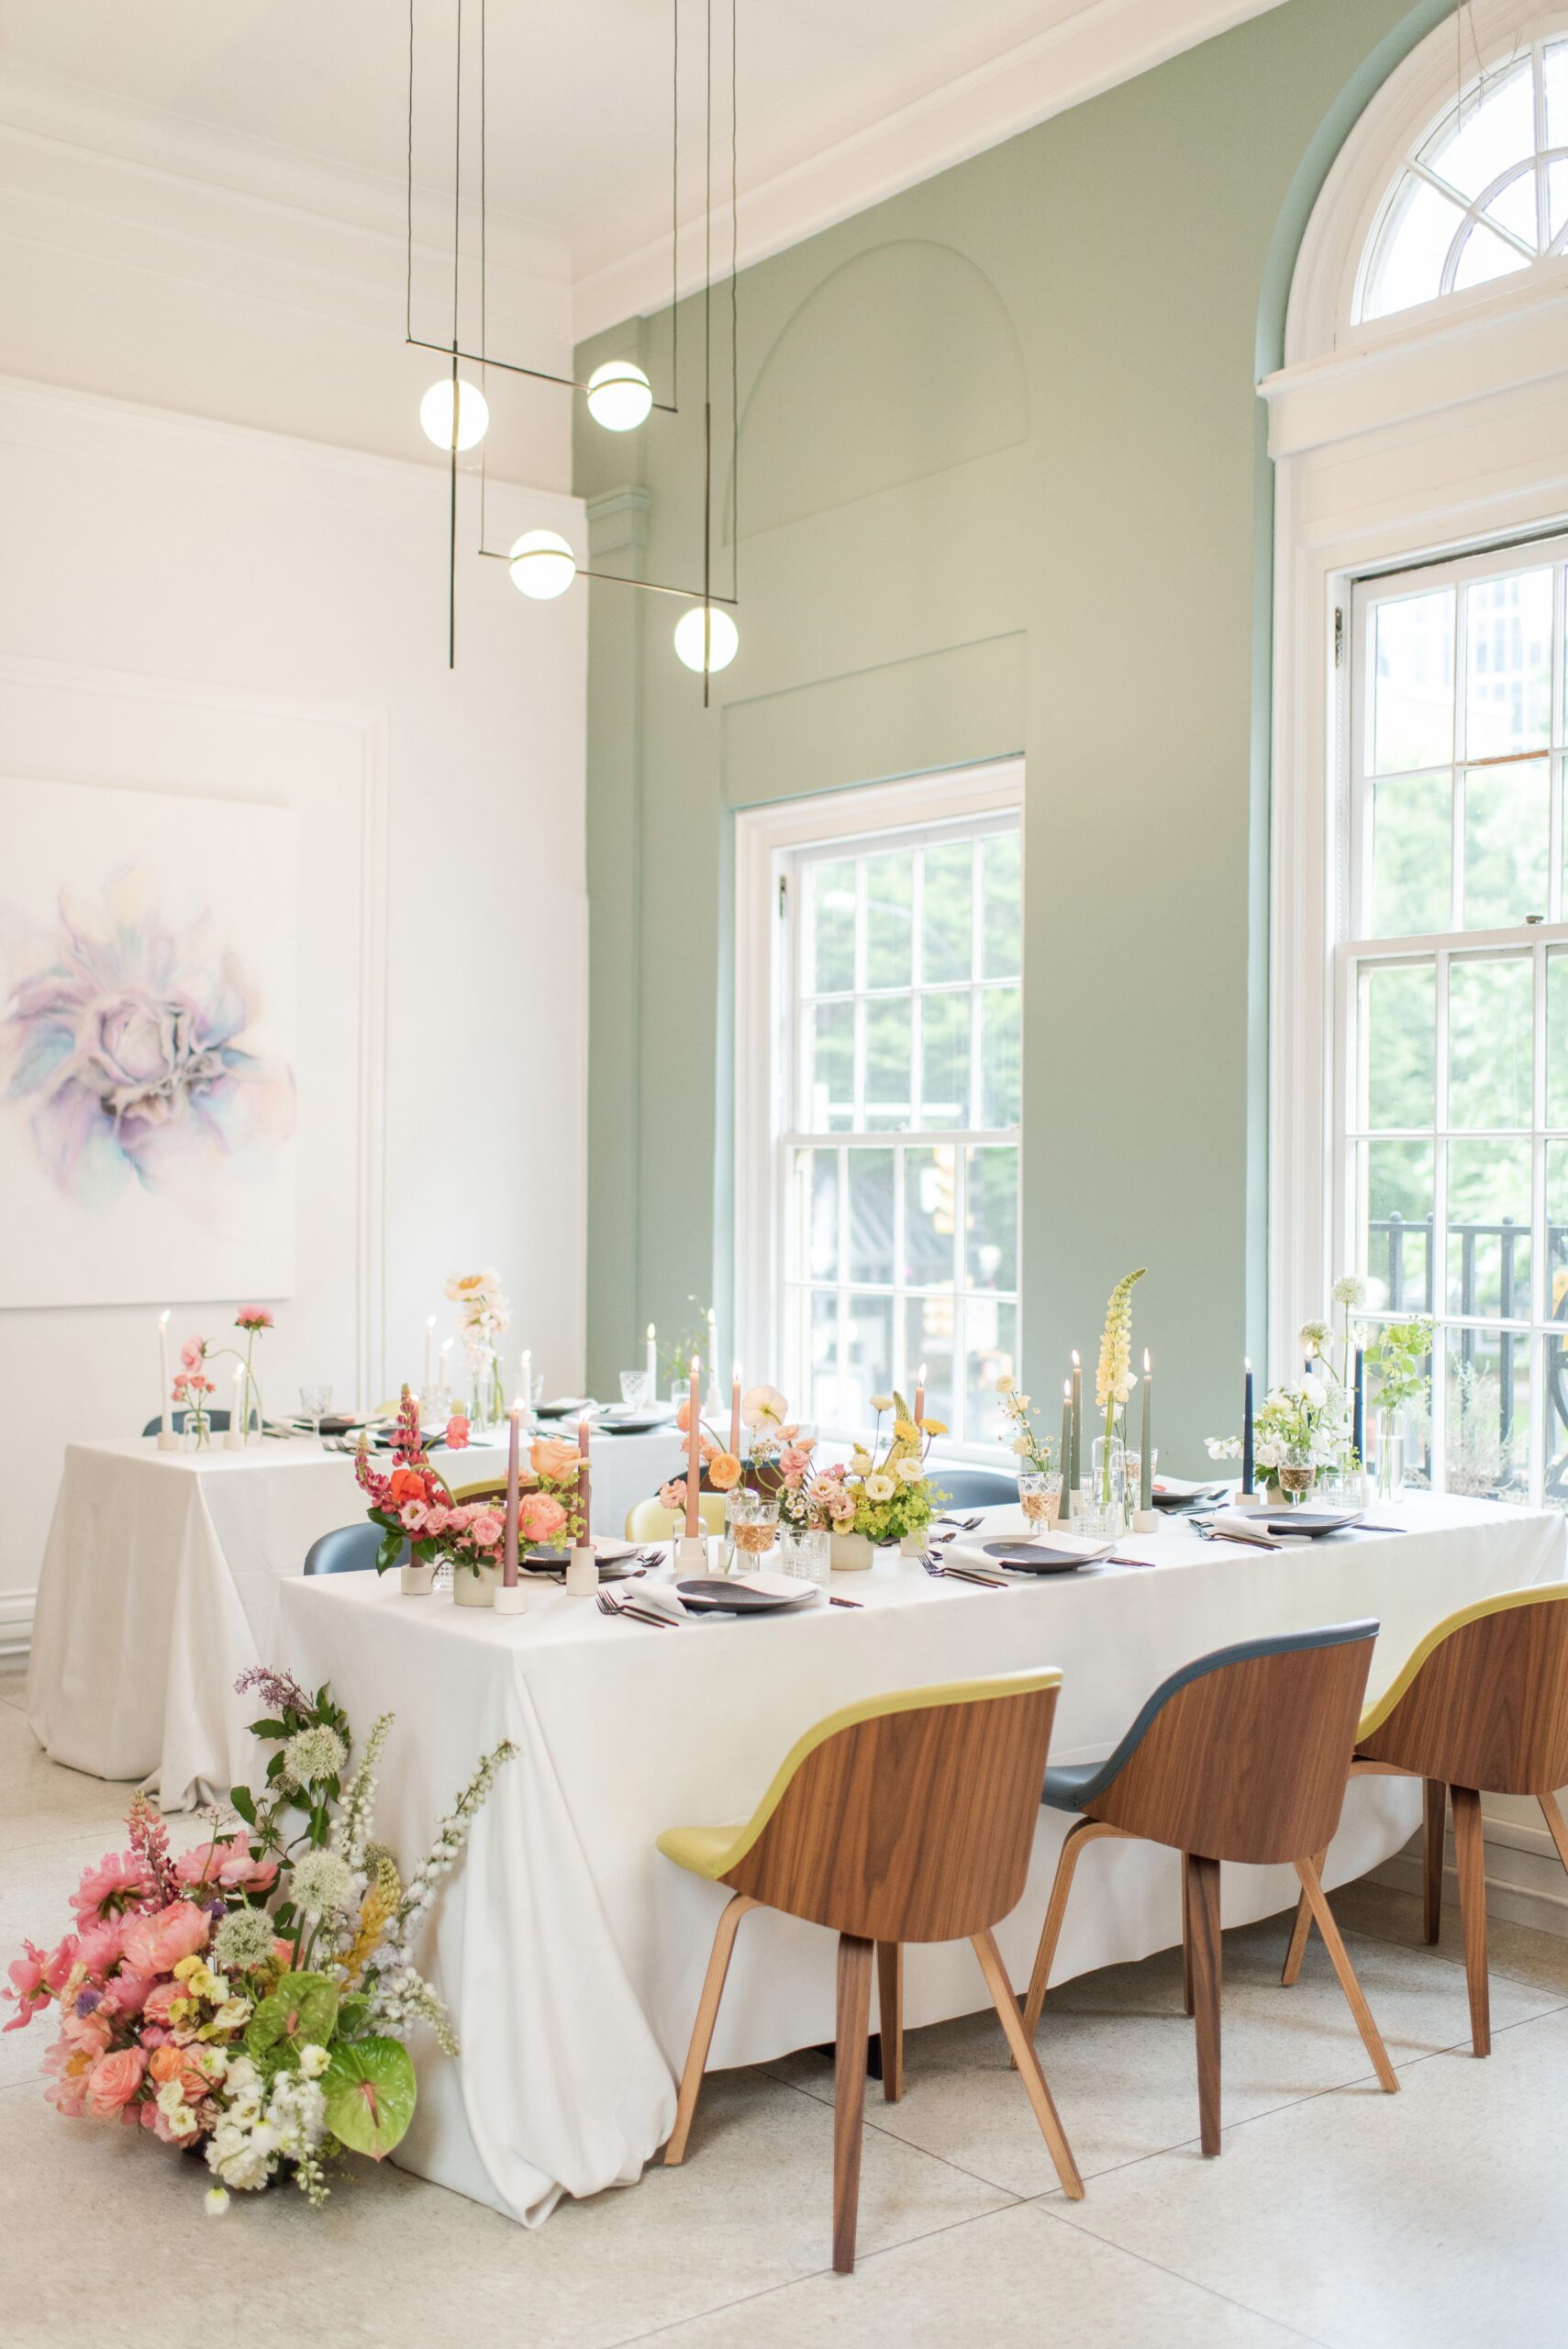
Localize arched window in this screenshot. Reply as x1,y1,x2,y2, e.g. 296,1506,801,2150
1359,34,1568,322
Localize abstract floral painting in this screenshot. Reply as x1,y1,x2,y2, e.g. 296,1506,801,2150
0,780,296,1308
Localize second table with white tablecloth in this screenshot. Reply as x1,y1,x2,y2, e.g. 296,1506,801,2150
26,1423,687,1803
272,1491,1566,2228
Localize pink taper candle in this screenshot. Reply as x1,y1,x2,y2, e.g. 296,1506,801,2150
685,1355,701,1538
503,1402,521,1587
577,1414,592,1542
914,1361,928,1425
729,1362,741,1459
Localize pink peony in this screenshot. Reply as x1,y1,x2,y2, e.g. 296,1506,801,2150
105,1969,154,2020
86,2046,146,2116
71,1851,155,1923
179,1336,206,1372
518,1491,566,1544
172,1840,276,1897
119,1900,209,1978
72,1916,124,1976
141,1980,182,2024
469,1509,505,1549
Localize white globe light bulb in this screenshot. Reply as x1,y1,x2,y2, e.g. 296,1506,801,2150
419,378,490,452
673,605,739,674
507,529,578,601
585,360,654,432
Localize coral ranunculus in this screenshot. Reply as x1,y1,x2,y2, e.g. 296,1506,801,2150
529,1437,582,1484
517,1491,567,1545
86,2046,147,2116
119,1900,210,1978
706,1452,742,1491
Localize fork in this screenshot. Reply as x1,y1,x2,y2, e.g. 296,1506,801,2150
922,1553,1009,1590
937,1513,984,1531
595,1589,679,1629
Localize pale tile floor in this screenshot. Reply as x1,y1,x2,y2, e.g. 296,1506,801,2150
4,1659,1567,2349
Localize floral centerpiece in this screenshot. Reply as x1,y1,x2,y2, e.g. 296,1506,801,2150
1363,1317,1433,1498
797,1394,946,1565
171,1308,276,1445
4,1668,514,2210
1095,1268,1146,1509
997,1380,1052,1474
1208,1375,1343,1495
446,1268,510,1429
355,1389,584,1590
172,1333,217,1447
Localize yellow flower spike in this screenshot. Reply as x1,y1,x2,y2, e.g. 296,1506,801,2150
920,1419,948,1437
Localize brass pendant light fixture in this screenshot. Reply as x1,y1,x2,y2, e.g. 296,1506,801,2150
406,0,740,701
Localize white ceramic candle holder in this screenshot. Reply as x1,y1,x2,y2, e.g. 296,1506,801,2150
565,1547,599,1598
156,1428,179,1452
675,1533,707,1574
1131,1508,1161,1535
494,1582,528,1615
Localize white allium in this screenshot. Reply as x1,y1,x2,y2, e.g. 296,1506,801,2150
290,1847,353,1916
281,1726,349,1790
1299,1319,1332,1356
214,1908,276,1974
1331,1275,1366,1310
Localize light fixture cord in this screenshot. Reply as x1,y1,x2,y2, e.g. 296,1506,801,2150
449,0,463,669
406,0,415,341
703,0,712,707
670,0,679,407
479,0,487,551
729,0,739,601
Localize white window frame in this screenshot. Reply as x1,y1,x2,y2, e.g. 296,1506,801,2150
1333,541,1568,1505
733,760,1024,1455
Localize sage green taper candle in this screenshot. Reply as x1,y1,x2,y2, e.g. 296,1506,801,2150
1140,1351,1152,1511
1059,1382,1073,1524
1070,1351,1082,1493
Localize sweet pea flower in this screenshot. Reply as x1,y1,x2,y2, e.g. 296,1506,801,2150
86,2046,147,2117
119,1900,210,1977
518,1491,567,1545
4,1936,76,2030
71,1851,153,1924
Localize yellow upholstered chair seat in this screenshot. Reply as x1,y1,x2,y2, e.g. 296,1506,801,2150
625,1493,727,1541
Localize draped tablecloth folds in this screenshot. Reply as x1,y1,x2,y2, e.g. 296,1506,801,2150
272,1493,1565,2226
26,1429,688,1803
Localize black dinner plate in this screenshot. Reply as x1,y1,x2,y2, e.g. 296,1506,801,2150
674,1575,818,1613
979,1540,1111,1575
534,1397,592,1419
594,1412,671,1436
1234,1504,1365,1536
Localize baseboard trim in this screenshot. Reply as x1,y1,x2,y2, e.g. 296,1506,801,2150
0,1586,35,1660
1373,1833,1568,1940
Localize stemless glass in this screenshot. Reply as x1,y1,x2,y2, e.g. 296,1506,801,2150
1278,1445,1316,1505
1018,1470,1062,1529
619,1370,652,1409
299,1384,332,1442
779,1523,830,1586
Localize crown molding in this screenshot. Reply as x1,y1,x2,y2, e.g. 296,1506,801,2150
571,0,1289,337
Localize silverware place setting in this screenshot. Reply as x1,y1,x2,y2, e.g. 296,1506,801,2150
595,1588,683,1630
921,1552,1010,1590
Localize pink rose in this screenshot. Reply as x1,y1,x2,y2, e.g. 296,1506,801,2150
469,1509,505,1549
71,1851,154,1923
518,1492,566,1544
780,1447,812,1481
400,1499,429,1531
529,1437,582,1484
86,2046,146,2116
179,1336,206,1373
119,1900,209,1977
424,1503,450,1535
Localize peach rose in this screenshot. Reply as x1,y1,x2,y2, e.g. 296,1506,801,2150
706,1452,742,1491
518,1491,567,1544
119,1900,209,1978
529,1437,582,1484
86,2046,146,2116
469,1509,505,1549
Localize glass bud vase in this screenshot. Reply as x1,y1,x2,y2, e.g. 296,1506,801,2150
1082,1436,1126,1538
1374,1407,1406,1501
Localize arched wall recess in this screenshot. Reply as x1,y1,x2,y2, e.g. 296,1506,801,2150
725,239,1028,542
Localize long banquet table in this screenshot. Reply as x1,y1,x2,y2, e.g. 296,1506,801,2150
272,1491,1565,2226
26,1426,686,1804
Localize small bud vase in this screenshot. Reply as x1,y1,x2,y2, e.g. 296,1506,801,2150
829,1531,874,1572
452,1557,502,1608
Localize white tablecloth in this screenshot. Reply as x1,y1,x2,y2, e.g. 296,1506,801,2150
26,1426,686,1803
272,1493,1565,2226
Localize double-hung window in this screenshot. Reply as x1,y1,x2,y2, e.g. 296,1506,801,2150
751,776,1022,1444
1339,537,1568,1508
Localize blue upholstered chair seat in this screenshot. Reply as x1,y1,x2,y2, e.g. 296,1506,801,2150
1040,1762,1105,1812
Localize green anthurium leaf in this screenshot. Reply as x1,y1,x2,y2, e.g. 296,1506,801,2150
246,1971,340,2066
322,2036,417,2159
335,1992,373,2040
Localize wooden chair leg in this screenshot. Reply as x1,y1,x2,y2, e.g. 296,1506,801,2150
1294,1854,1398,2093
1423,1779,1447,1943
972,1928,1084,2200
875,1941,904,2102
664,1892,758,2165
1451,1785,1490,2057
832,1934,873,2274
1536,1789,1568,1881
1021,1817,1122,2043
1182,1855,1195,2014
1280,1844,1328,1987
1185,1853,1222,2156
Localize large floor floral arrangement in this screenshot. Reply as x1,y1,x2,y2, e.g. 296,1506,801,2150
5,1669,514,2210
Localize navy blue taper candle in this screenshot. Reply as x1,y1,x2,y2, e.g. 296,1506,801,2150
1241,1358,1255,1496
1352,1346,1364,1467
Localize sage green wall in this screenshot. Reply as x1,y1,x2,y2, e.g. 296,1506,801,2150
575,0,1449,1465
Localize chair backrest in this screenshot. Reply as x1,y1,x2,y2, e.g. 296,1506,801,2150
449,1477,508,1506
141,1408,232,1437
303,1523,387,1575
1358,1585,1568,1794
926,1465,1018,1508
625,1493,728,1541
1086,1621,1378,1865
721,1671,1062,1943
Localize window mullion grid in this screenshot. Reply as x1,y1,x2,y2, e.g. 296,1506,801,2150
1451,583,1468,931
893,1138,907,1417
953,1140,968,1443
1551,561,1565,925
1531,936,1549,1504
1430,945,1451,1494
1533,42,1551,259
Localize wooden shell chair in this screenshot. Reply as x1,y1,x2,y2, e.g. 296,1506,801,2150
657,1671,1084,2273
1021,1620,1396,2157
1281,1584,1568,2056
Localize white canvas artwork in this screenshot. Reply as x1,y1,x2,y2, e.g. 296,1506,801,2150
0,778,297,1308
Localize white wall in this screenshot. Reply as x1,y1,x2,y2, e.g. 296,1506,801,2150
0,375,588,1651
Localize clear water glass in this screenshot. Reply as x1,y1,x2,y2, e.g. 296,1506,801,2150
619,1369,652,1408
299,1383,332,1442
1018,1470,1062,1529
779,1524,830,1586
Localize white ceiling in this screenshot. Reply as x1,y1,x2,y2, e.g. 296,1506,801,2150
0,0,1289,333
